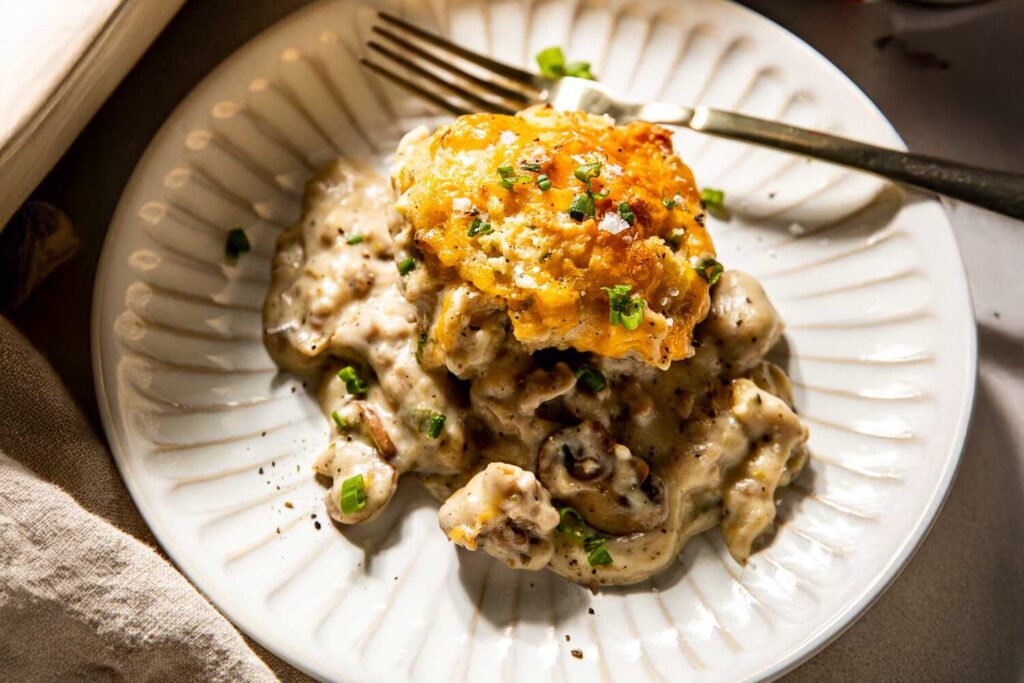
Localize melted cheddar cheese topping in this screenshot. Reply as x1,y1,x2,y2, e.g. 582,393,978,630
392,105,715,367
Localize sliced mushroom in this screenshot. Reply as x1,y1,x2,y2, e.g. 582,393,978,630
537,422,668,535
357,403,397,459
438,462,559,570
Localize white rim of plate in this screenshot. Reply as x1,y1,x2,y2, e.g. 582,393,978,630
90,1,979,680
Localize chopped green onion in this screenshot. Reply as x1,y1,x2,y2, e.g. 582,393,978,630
556,507,588,542
617,202,635,225
397,257,416,276
665,229,686,250
700,187,725,208
662,197,677,210
564,61,594,80
498,165,532,190
346,234,364,245
568,193,595,221
574,161,602,183
534,46,595,80
224,228,251,265
602,284,645,331
425,412,446,439
339,474,367,515
574,365,607,393
584,536,613,566
557,506,613,567
467,217,493,237
696,257,724,286
416,333,427,363
521,162,542,172
337,366,367,396
331,410,348,431
536,174,552,191
535,46,566,79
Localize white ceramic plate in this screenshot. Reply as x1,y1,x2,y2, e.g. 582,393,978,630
92,1,976,681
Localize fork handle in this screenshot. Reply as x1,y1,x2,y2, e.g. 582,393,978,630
645,104,1024,220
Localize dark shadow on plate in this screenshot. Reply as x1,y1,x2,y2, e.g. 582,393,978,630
455,545,591,627
331,479,437,573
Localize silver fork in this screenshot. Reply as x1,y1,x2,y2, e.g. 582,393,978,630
362,11,1024,221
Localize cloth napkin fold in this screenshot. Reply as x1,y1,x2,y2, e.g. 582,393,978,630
0,317,309,682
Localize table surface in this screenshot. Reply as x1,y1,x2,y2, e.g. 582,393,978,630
13,0,1024,680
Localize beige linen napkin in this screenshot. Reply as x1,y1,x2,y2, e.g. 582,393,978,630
0,317,310,682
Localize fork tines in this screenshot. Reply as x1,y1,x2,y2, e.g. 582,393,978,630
361,11,546,116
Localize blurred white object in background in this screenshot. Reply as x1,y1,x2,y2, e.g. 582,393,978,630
0,0,183,231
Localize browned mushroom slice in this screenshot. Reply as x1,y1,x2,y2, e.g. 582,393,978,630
537,422,668,535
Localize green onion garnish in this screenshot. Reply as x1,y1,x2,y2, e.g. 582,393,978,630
425,412,446,439
574,161,602,183
331,410,348,431
700,187,725,209
584,536,613,566
467,217,493,237
617,202,635,225
521,162,542,172
602,284,645,331
339,474,367,515
397,257,416,276
224,228,251,265
337,366,367,396
557,507,589,542
574,365,607,393
536,46,566,78
663,197,677,210
535,46,595,80
536,174,552,191
557,506,613,566
416,333,427,363
346,234,364,245
665,229,685,250
696,257,724,286
564,61,594,80
498,165,532,190
568,193,595,221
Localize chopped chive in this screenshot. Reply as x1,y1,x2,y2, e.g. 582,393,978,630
536,174,552,191
331,410,348,431
416,333,427,363
339,474,367,515
602,284,645,331
535,46,566,78
425,412,446,439
696,257,724,286
521,162,542,172
224,228,251,265
346,234,364,245
397,257,416,276
617,202,635,226
564,61,594,80
467,217,493,237
337,366,367,396
558,506,613,566
498,165,531,190
574,161,602,183
556,507,588,542
700,187,725,208
568,193,595,221
584,536,613,566
665,228,686,250
574,365,607,393
663,197,677,210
